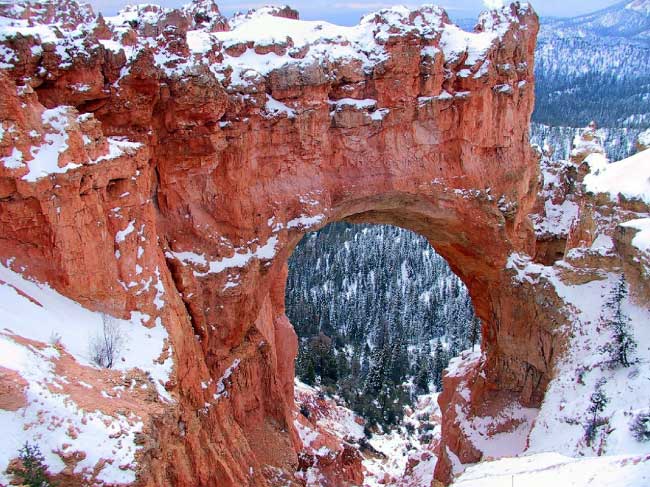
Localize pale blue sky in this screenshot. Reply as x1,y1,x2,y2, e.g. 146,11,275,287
87,0,623,24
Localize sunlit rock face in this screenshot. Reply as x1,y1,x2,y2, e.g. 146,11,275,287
10,0,639,485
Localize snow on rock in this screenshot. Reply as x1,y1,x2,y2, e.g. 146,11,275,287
330,98,377,110
0,0,531,108
457,402,538,459
0,261,174,484
21,106,81,182
442,348,539,472
294,380,444,487
287,214,326,230
179,2,529,95
506,253,650,464
166,234,279,277
570,124,606,163
638,128,650,149
264,94,296,119
0,104,143,182
293,380,363,485
446,349,482,380
294,380,364,444
93,137,143,164
621,218,650,252
531,155,580,237
583,148,650,205
439,24,497,66
536,198,579,238
115,219,136,244
213,358,240,400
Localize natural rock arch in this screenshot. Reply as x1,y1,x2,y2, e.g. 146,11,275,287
152,5,548,483
0,1,571,485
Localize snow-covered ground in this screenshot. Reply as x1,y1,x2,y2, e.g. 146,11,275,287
0,261,173,484
454,452,650,487
450,263,650,484
364,394,441,487
584,148,650,205
295,379,442,487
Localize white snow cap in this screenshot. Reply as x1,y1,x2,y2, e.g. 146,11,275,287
626,0,650,15
483,0,505,9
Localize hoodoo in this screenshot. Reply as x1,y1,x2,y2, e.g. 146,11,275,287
1,1,649,486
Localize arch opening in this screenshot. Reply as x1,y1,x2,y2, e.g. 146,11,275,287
286,221,481,431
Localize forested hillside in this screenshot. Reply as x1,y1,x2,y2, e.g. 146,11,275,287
286,223,479,428
530,123,644,161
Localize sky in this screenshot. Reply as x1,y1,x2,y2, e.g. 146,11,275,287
86,0,624,25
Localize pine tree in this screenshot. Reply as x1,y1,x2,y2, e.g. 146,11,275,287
584,378,609,447
432,339,446,392
303,360,316,386
336,349,351,379
601,276,636,368
631,410,650,442
364,345,388,395
469,316,481,352
415,353,431,394
389,321,409,384
15,442,51,487
360,344,371,379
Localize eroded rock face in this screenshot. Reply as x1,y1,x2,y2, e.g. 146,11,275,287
0,1,598,485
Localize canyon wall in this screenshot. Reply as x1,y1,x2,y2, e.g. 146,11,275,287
0,1,609,485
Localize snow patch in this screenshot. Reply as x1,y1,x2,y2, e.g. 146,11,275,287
166,235,279,277
621,218,650,252
584,149,650,205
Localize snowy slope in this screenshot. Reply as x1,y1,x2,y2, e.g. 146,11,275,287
454,452,650,487
447,142,650,485
583,147,650,205
446,258,650,486
294,380,442,487
0,262,173,484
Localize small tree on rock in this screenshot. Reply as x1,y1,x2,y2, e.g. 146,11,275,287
584,378,609,448
89,313,124,369
469,316,481,352
630,409,650,442
431,339,446,392
14,442,52,487
601,276,636,368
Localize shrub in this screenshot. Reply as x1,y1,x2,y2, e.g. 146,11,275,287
48,331,62,348
15,442,52,487
89,313,124,369
299,404,311,419
631,410,650,442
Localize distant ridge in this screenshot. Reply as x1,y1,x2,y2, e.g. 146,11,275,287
541,0,650,45
533,0,650,128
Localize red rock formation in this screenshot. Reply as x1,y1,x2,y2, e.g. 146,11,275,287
0,1,589,485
